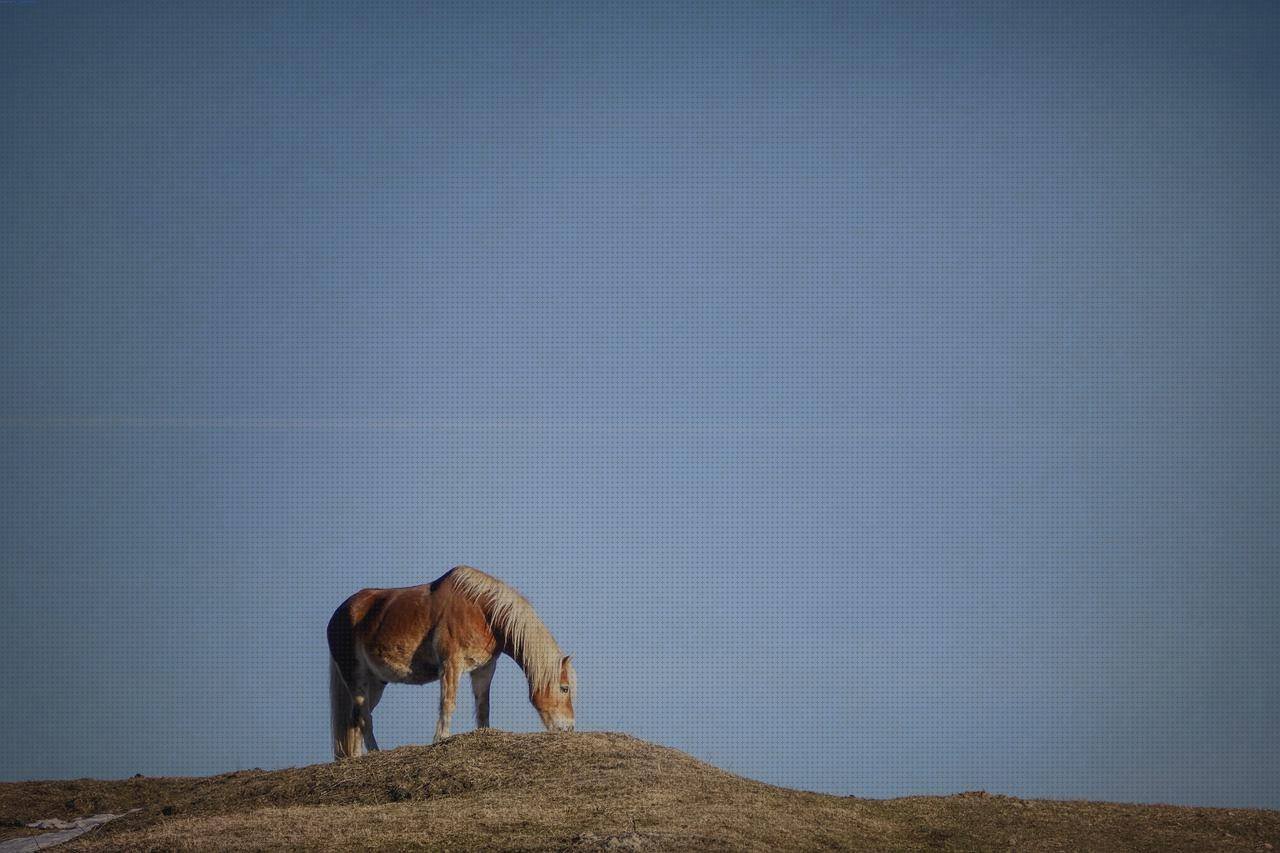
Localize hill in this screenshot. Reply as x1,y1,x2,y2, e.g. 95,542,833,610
1,730,1277,851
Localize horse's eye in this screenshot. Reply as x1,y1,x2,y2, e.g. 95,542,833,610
560,685,570,693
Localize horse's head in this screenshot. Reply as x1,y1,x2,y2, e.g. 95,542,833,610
532,654,576,732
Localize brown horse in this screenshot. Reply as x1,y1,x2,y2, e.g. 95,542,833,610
326,565,577,759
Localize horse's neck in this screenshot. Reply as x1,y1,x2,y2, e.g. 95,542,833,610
491,618,559,690
449,567,559,688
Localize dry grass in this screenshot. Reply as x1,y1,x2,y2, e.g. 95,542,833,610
1,730,1276,851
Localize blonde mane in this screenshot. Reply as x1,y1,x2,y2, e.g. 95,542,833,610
449,566,563,693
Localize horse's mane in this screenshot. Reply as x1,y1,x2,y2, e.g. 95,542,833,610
448,566,563,693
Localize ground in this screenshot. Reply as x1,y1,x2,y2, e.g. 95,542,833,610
1,731,1277,851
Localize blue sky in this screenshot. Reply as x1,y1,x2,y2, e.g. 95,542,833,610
1,1,1277,808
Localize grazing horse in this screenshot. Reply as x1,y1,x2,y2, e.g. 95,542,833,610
327,565,577,759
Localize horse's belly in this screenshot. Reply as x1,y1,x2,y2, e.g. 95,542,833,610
402,658,440,684
359,644,440,685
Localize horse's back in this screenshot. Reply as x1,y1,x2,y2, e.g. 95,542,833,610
328,575,494,684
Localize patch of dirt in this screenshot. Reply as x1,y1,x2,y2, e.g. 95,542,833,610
0,731,1276,851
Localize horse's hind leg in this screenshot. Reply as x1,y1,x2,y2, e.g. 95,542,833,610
330,657,364,759
470,655,498,728
359,679,385,753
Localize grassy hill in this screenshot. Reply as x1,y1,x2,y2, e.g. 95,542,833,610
1,730,1277,851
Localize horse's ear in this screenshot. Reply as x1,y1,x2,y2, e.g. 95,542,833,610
561,654,572,669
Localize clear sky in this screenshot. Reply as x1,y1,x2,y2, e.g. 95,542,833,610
2,0,1277,808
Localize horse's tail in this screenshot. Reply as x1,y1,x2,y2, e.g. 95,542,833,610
329,656,363,760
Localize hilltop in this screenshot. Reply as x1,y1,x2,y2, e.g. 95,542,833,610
1,730,1276,851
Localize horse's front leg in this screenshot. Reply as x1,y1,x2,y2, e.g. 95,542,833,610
470,655,498,728
434,659,461,743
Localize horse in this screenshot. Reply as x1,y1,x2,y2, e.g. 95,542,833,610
326,565,577,759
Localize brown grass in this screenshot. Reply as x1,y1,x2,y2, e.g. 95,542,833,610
1,730,1276,851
